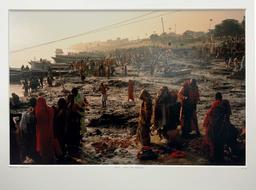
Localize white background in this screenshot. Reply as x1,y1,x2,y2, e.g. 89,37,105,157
0,0,255,190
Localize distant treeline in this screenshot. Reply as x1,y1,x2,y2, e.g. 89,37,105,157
149,18,245,46
71,18,245,52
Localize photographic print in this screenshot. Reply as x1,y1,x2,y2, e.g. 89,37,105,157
9,10,245,165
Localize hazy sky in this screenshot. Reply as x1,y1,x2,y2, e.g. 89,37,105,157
9,10,244,67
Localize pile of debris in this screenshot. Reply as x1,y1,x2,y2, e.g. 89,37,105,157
89,136,133,158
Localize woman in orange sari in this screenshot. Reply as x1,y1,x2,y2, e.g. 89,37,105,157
35,96,55,163
137,89,152,146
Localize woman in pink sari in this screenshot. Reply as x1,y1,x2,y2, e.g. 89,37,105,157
35,96,55,163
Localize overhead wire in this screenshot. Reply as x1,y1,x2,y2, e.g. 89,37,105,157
10,11,157,53
10,10,179,53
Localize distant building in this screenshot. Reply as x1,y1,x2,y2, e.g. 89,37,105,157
52,49,105,64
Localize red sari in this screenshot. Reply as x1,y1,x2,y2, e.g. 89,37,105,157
203,100,222,129
203,100,229,162
35,97,55,163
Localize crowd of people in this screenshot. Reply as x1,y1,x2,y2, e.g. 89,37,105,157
198,37,245,74
71,59,117,80
10,75,241,165
19,70,56,97
136,79,240,164
20,65,30,71
10,87,88,164
216,37,245,72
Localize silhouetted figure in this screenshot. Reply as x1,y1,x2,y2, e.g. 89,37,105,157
128,80,134,102
99,83,109,108
10,113,22,164
22,79,29,96
10,93,21,109
25,65,29,71
39,75,44,88
19,97,38,162
53,98,68,157
47,76,53,87
66,94,81,149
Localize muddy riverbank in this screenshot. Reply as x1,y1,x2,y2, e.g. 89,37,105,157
10,57,245,165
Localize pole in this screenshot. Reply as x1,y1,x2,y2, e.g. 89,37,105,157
161,17,165,33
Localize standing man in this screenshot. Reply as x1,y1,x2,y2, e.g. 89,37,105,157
22,79,29,97
80,69,85,82
124,65,128,77
99,83,109,108
71,87,88,132
128,80,134,102
47,76,53,87
39,74,44,88
98,62,104,77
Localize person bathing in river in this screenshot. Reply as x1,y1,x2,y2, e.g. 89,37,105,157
178,79,200,138
136,89,152,146
99,83,109,108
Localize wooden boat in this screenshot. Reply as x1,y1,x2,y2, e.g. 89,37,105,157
155,69,191,77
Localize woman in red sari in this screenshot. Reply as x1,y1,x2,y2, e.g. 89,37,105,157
203,92,236,163
35,96,55,163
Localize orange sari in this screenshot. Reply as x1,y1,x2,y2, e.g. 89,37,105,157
35,97,55,163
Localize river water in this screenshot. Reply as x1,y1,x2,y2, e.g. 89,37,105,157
10,84,24,97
